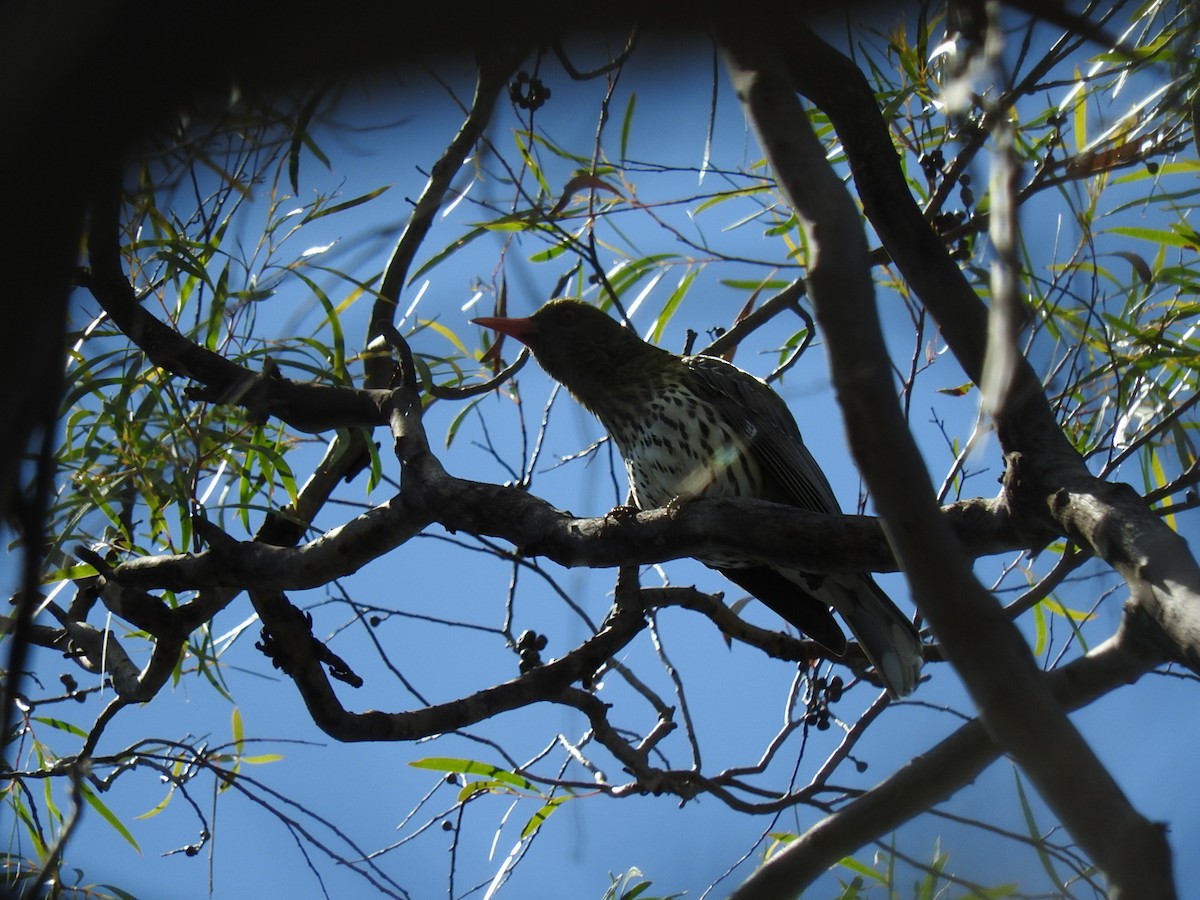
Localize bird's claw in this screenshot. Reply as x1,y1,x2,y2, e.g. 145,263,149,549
604,504,641,524
665,494,690,518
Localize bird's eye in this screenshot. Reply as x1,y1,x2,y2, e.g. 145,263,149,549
559,308,578,323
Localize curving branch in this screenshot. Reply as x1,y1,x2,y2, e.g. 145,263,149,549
109,485,1025,594
716,16,1174,898
85,188,389,433
364,47,528,388
241,580,648,742
775,20,1200,677
733,630,1158,895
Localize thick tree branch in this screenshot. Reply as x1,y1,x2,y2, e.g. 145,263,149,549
731,629,1159,898
242,583,648,743
777,20,1200,677
109,487,1025,594
717,21,1174,898
104,370,1029,592
86,188,389,433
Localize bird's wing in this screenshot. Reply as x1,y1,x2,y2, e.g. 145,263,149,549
684,355,841,514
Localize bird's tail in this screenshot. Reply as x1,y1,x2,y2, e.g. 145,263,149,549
822,575,923,698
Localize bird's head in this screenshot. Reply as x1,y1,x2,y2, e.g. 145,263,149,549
472,299,670,409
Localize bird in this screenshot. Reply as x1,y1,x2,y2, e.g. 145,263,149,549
472,298,923,697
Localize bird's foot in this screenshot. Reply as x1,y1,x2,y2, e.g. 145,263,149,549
665,494,692,519
604,504,641,524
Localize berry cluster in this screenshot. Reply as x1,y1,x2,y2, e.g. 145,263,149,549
516,629,549,673
919,148,947,182
804,674,844,731
922,148,975,261
60,673,87,702
510,71,551,111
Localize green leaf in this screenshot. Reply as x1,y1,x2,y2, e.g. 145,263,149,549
1032,601,1047,658
620,92,637,161
528,229,582,263
694,185,771,217
837,855,886,883
972,884,1020,898
718,278,791,291
1113,159,1200,184
936,382,974,397
231,707,244,755
514,130,552,198
478,214,537,232
520,794,570,838
289,271,347,382
1071,66,1086,153
445,396,485,449
302,185,392,222
1107,226,1200,250
81,784,142,854
31,717,88,739
410,757,536,792
1013,768,1064,891
648,266,700,344
411,226,490,283
240,754,285,765
1040,597,1095,623
135,790,174,821
418,318,468,355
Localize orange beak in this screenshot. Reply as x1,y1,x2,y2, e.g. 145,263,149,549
471,315,540,345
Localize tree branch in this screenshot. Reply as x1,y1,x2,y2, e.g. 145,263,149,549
109,487,1025,594
85,187,389,433
716,19,1174,897
730,629,1158,897
364,47,527,388
776,20,1200,678
242,582,648,742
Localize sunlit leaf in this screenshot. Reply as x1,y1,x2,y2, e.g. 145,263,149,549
1107,226,1200,250
302,185,392,222
410,758,536,792
620,92,637,161
936,382,974,397
1071,66,1086,153
81,784,142,854
30,717,88,738
418,318,468,355
520,795,570,838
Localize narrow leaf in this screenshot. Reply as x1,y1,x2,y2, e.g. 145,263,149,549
520,795,570,838
410,757,536,791
81,784,142,853
620,92,637,161
302,185,392,222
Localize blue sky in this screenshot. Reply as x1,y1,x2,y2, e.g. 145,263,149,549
9,14,1200,900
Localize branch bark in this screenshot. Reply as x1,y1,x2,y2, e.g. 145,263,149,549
109,488,1025,594
777,20,1200,677
731,630,1158,896
364,48,527,388
717,18,1174,898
